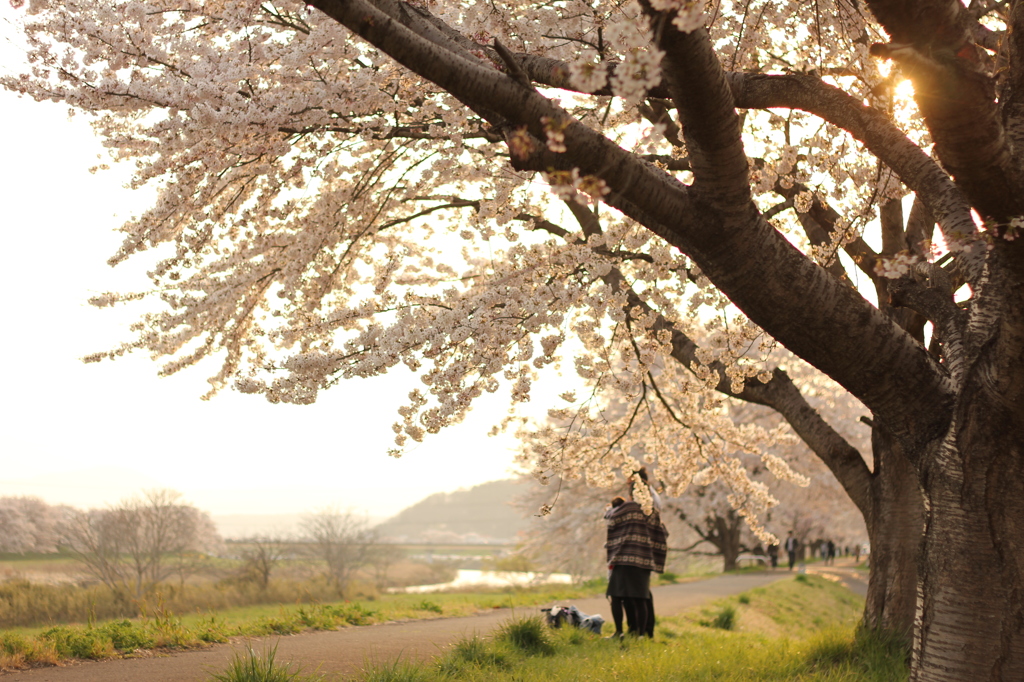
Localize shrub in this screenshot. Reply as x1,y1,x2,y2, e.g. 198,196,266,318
0,632,57,666
795,574,810,584
738,594,751,605
97,619,154,651
330,602,377,625
658,572,679,584
700,606,737,631
146,610,201,648
494,617,554,656
412,599,443,614
39,626,115,660
296,605,338,630
196,615,231,643
0,632,32,656
0,632,32,669
250,616,302,636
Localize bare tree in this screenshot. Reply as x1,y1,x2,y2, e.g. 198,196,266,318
60,489,221,599
301,508,376,596
365,542,405,589
236,535,292,590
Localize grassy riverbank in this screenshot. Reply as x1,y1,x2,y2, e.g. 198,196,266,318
215,573,905,682
0,583,601,671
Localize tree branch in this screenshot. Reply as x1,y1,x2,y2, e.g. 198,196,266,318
309,0,954,454
866,0,1024,224
648,18,751,210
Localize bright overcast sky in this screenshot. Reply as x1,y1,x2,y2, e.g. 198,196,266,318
0,9,548,520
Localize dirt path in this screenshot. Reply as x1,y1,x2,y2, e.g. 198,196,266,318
2,568,859,682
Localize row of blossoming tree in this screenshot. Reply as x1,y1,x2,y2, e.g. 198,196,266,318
6,0,1024,677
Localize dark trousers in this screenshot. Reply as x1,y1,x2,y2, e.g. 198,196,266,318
610,596,652,637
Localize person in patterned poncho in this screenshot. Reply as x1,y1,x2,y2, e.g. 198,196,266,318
604,469,668,638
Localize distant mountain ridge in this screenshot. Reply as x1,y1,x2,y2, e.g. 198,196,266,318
375,479,526,543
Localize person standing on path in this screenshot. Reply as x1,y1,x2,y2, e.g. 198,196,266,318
636,468,667,637
785,531,799,571
604,469,668,638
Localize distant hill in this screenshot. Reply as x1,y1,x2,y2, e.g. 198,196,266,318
375,479,526,543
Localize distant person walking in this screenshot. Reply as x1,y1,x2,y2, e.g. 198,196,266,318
767,542,779,568
785,531,799,571
604,469,667,639
826,539,836,566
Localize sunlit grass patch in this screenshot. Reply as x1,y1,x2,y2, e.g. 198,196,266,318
208,644,324,682
360,657,428,682
494,616,554,656
435,634,511,675
346,622,906,682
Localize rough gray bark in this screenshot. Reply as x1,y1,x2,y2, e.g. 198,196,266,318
863,431,924,643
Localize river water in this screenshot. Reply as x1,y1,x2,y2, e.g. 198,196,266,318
393,569,574,593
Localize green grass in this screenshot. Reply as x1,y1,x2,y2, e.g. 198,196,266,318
0,583,602,670
435,635,510,675
190,574,906,682
494,617,554,656
360,657,429,682
701,605,737,630
330,575,907,682
208,644,324,682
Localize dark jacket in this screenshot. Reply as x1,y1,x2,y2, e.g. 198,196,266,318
605,501,668,573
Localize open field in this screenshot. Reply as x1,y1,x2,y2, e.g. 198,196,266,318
0,547,461,631
0,544,701,632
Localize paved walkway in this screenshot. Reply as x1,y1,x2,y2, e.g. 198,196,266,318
2,568,862,682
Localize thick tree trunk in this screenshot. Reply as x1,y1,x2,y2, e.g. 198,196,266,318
911,417,1024,678
721,543,740,572
716,511,743,572
862,430,924,646
909,264,1024,681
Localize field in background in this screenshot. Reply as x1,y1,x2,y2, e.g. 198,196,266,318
0,541,715,632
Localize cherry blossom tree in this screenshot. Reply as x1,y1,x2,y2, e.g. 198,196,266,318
663,447,868,570
521,383,867,573
0,496,62,554
6,0,1024,677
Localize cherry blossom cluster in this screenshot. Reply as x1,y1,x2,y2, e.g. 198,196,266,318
3,0,919,530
